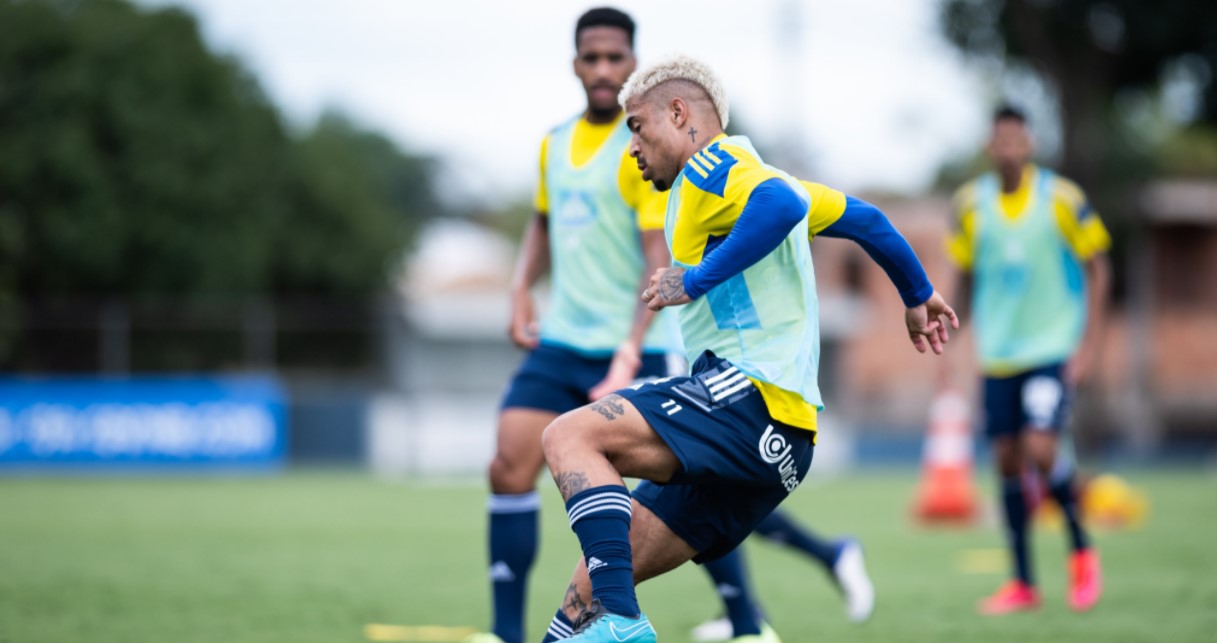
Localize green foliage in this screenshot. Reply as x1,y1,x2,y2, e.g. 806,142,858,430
1156,125,1217,176
280,112,436,293
0,0,437,299
942,0,1217,124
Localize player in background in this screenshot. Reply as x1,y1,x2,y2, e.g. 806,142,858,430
942,106,1110,615
472,10,866,643
472,9,669,643
534,54,955,643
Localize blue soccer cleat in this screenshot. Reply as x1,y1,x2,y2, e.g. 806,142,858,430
568,599,657,642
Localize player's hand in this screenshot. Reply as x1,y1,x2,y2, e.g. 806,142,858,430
906,290,959,355
1065,346,1093,387
642,267,691,311
508,290,540,350
588,341,642,401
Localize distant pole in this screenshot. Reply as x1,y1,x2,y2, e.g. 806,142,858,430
243,298,276,371
772,0,810,177
99,302,130,374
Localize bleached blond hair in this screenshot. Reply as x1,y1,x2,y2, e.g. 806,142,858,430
619,54,729,129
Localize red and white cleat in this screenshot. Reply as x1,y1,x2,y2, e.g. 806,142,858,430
1068,548,1103,612
978,580,1041,615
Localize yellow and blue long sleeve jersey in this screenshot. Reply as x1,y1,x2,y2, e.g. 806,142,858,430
668,135,932,433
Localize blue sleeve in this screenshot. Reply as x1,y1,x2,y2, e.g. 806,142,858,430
682,178,806,300
820,196,934,307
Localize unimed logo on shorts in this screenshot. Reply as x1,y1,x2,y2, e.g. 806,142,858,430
758,425,800,492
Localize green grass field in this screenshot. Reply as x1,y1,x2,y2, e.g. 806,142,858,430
1,470,1214,643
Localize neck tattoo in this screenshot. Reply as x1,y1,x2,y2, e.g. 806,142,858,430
689,127,697,143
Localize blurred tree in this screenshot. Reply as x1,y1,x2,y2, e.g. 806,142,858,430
0,0,439,369
279,111,437,293
941,0,1217,187
0,0,436,297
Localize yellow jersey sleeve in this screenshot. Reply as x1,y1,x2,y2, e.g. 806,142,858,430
798,181,847,240
718,144,779,225
617,148,666,231
1050,177,1111,261
533,134,550,214
945,181,978,270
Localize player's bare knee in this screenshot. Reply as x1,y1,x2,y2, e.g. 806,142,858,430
488,454,535,494
541,413,578,467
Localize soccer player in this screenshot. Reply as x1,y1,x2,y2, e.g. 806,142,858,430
535,55,956,642
944,106,1110,615
475,9,670,643
474,10,858,643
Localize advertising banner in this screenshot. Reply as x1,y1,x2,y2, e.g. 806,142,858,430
0,376,285,470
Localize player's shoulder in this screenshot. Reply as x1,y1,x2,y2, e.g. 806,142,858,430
681,138,743,199
541,113,585,141
952,175,986,210
696,136,785,202
1042,169,1089,209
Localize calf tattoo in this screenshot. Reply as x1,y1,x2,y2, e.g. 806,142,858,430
563,582,588,617
555,471,590,499
589,394,626,421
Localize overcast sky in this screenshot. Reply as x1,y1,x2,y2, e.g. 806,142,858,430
139,0,994,203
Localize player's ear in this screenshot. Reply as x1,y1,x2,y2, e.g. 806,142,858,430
670,97,687,128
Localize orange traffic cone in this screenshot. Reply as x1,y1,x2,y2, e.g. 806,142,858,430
914,390,978,524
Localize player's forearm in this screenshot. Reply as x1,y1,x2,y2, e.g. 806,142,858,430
682,178,804,299
953,272,973,328
626,231,671,348
510,212,551,295
1081,253,1111,349
819,196,933,307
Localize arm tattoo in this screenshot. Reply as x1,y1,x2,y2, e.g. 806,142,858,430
689,127,697,143
555,471,590,499
589,394,626,421
658,270,686,302
563,582,588,616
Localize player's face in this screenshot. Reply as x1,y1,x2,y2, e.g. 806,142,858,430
988,119,1033,173
626,98,682,191
573,27,635,117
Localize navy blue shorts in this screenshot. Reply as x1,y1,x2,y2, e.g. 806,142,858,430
500,343,671,415
983,362,1071,439
621,351,815,563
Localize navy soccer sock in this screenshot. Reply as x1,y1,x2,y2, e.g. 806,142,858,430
1048,470,1090,552
540,608,575,641
702,548,762,636
488,491,540,643
565,485,638,617
755,509,841,570
1000,476,1033,585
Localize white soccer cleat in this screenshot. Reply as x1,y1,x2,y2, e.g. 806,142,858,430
833,539,875,623
462,634,505,643
729,622,782,642
690,616,732,642
690,618,782,643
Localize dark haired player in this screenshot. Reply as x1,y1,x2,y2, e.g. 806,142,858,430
944,106,1109,615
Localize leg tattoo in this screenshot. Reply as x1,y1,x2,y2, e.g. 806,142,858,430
563,581,588,619
555,471,590,500
588,394,626,421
